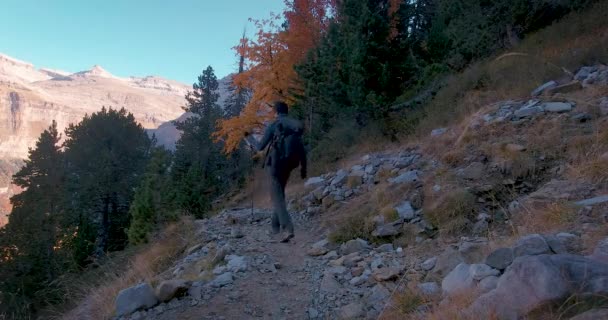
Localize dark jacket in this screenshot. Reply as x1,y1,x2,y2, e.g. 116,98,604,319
257,114,307,178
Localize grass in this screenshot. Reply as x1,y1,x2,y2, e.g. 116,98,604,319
513,201,577,234
424,188,477,236
414,0,608,136
54,216,196,320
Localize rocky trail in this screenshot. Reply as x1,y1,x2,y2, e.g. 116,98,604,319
112,64,608,320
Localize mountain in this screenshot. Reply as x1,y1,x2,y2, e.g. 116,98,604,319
0,53,191,223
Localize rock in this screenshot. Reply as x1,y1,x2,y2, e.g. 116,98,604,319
349,275,368,286
544,234,569,254
421,257,437,271
186,244,203,255
211,244,232,265
555,233,581,253
465,254,608,320
372,267,401,281
459,241,487,264
458,162,485,180
485,247,514,270
505,143,526,152
575,195,608,206
366,284,390,311
308,246,329,257
514,100,543,118
331,170,348,186
478,276,499,293
115,283,159,317
431,128,448,137
469,264,500,281
570,308,608,320
226,255,248,272
376,243,394,253
395,201,415,220
305,176,325,188
418,282,440,296
433,247,465,277
339,302,365,319
542,102,573,113
231,226,244,238
327,266,348,275
210,272,234,288
571,112,592,122
308,307,320,319
320,273,342,293
546,81,582,95
341,238,370,255
388,170,420,184
575,66,597,81
156,280,190,302
513,234,551,257
472,220,489,235
531,81,557,96
372,224,400,237
442,263,475,296
590,237,608,264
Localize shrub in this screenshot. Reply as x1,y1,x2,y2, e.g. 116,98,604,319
424,189,476,235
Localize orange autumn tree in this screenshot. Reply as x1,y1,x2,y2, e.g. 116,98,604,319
215,0,335,152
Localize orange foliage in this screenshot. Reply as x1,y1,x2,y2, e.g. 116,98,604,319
215,0,335,152
388,0,403,40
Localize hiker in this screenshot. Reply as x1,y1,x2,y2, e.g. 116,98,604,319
244,101,307,242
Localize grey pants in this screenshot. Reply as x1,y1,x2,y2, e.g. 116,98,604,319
269,170,294,235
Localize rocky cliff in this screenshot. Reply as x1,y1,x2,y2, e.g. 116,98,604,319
0,53,190,222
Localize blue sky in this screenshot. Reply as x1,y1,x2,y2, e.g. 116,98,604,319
0,0,285,84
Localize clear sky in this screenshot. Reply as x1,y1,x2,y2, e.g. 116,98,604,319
0,0,286,84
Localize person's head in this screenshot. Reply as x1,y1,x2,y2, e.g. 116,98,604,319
274,101,288,115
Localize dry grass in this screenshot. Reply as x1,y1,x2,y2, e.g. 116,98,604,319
424,188,476,236
513,201,577,234
567,120,608,187
58,216,196,320
425,290,496,320
416,0,608,135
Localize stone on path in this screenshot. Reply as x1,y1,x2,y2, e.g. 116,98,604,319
341,238,369,255
395,201,415,220
513,234,550,257
211,272,234,288
485,247,514,270
115,283,159,317
441,263,475,296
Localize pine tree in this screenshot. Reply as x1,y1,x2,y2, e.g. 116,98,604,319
0,121,67,317
63,108,151,261
128,147,173,244
172,66,228,218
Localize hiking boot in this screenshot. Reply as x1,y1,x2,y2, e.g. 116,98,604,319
280,232,295,243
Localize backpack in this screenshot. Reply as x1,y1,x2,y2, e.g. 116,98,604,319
270,117,306,173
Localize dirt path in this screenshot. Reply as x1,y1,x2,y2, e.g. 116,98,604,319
150,208,328,320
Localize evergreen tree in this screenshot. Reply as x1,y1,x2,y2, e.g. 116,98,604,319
172,66,230,218
63,108,151,261
0,121,67,317
127,147,174,244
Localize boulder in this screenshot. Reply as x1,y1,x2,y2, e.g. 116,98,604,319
388,170,421,184
115,283,158,317
156,280,190,302
395,201,415,220
418,282,440,296
514,100,544,119
226,255,248,272
331,170,348,186
421,257,437,271
431,128,448,137
372,224,400,237
433,247,465,277
485,247,514,270
575,195,608,206
442,263,475,296
210,272,234,288
372,267,401,281
307,246,329,257
478,276,499,293
531,81,557,96
542,102,573,113
466,254,608,320
339,302,365,319
341,238,370,255
305,176,326,188
531,81,557,97
513,234,551,257
469,264,500,281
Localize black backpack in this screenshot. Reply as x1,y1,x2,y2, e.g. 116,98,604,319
271,117,306,173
